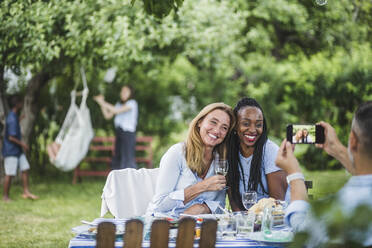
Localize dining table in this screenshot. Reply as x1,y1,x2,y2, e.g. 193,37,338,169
68,217,290,248
68,235,284,248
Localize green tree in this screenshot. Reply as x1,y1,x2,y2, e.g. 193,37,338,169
0,0,245,172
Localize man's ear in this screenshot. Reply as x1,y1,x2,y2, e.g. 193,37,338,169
349,130,358,153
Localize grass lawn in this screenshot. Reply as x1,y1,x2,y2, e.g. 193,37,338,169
0,177,108,248
302,168,351,200
0,169,350,248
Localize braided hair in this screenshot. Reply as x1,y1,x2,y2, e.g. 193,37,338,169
227,97,268,210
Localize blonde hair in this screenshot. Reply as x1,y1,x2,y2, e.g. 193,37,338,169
185,102,235,176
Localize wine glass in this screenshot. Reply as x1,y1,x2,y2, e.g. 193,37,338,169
214,159,229,190
242,191,257,210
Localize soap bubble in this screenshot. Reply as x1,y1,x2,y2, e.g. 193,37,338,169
315,0,328,6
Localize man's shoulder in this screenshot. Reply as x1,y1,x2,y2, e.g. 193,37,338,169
337,177,372,210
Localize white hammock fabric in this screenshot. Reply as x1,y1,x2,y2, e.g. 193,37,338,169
51,70,94,171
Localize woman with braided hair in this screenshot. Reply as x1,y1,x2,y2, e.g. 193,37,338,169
227,97,288,211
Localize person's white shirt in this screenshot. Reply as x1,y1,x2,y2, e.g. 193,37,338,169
285,174,372,246
114,99,138,132
303,135,313,143
292,135,302,144
146,143,225,217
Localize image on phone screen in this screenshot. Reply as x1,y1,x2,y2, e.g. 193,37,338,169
287,124,316,144
287,124,325,144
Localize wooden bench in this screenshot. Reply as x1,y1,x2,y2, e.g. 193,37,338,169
305,180,313,199
72,136,153,184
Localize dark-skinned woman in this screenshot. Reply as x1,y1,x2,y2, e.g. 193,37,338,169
227,97,288,211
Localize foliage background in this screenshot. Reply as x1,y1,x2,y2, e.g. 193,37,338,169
0,0,371,173
0,1,371,247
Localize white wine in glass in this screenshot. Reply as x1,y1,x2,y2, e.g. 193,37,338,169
242,191,257,210
215,160,229,190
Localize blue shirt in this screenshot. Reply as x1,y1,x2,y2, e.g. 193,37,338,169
146,143,226,217
285,174,372,246
238,139,289,201
2,111,22,157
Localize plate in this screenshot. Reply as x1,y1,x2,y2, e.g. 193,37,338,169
247,230,293,245
72,222,125,239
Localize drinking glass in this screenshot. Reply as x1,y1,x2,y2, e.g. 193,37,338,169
217,214,237,240
235,211,255,237
261,205,274,238
242,191,257,211
214,159,229,190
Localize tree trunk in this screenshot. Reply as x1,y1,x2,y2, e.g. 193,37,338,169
20,71,50,144
0,66,7,133
0,66,7,184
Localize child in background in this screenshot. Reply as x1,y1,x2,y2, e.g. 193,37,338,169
2,94,38,202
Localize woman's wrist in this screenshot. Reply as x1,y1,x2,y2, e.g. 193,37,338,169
197,180,208,192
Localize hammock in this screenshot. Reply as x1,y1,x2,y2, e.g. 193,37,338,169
47,68,94,171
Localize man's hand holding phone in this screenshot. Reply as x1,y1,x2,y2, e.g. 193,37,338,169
275,139,302,175
315,121,354,174
315,121,341,156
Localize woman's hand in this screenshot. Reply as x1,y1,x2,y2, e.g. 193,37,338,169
184,175,226,204
93,94,104,103
201,175,226,191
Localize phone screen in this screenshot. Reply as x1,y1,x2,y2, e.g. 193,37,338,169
287,124,324,144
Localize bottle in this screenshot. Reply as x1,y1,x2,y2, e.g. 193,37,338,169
261,205,274,238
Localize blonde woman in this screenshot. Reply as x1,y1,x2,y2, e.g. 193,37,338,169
146,103,235,217
292,129,303,144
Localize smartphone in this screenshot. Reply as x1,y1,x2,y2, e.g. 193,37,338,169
286,124,325,144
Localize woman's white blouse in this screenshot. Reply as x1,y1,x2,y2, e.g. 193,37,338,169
146,143,225,217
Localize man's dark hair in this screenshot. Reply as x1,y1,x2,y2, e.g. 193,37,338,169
354,101,372,157
227,97,268,210
8,94,23,109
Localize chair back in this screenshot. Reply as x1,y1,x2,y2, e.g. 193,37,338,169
176,217,196,248
123,219,144,248
305,180,313,199
199,219,217,248
96,222,116,248
101,168,160,218
150,219,170,248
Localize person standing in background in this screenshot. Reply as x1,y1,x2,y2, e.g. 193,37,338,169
2,94,38,202
94,85,138,169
